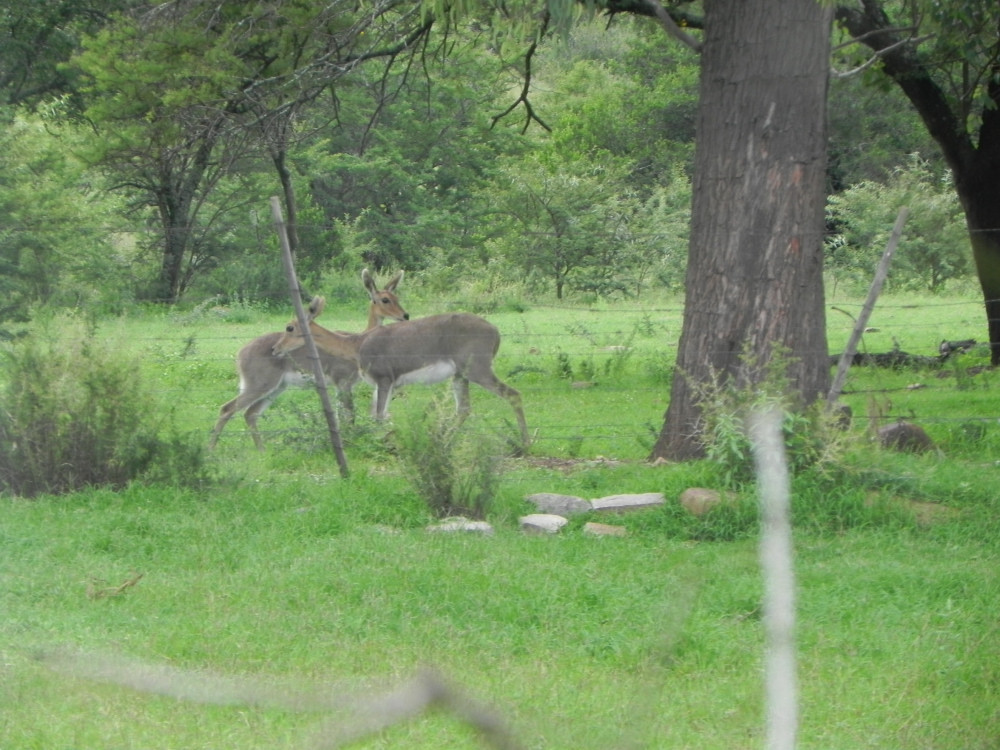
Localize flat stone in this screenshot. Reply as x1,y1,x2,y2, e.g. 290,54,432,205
519,514,568,534
589,492,664,513
426,518,495,535
525,492,592,515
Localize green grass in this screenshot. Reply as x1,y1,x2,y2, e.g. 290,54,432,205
2,290,1000,748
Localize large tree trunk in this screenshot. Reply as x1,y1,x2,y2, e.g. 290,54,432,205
650,0,833,461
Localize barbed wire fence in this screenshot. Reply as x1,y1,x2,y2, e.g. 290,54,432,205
147,292,998,459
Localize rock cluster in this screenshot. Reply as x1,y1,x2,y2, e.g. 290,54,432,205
426,488,738,536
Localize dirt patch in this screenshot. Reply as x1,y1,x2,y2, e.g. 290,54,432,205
518,456,626,473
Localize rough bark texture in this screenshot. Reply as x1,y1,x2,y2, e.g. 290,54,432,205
650,0,833,461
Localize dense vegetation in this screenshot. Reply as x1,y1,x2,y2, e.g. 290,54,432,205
0,9,961,328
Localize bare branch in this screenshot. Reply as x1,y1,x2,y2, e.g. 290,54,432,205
491,15,552,133
645,0,702,53
832,33,934,79
41,650,524,749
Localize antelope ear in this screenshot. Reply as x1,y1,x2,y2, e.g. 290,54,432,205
362,268,376,295
385,270,404,292
307,296,326,319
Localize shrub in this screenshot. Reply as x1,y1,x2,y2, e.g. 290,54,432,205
825,155,969,293
393,395,506,519
0,321,208,497
692,346,848,489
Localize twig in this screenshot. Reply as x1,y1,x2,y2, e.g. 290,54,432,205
87,572,144,600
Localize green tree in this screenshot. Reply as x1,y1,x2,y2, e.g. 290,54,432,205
0,0,133,108
827,156,970,293
489,154,637,298
836,0,1000,363
70,0,433,303
0,112,122,328
305,41,526,275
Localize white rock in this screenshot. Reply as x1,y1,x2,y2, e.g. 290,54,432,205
426,518,495,535
519,514,568,534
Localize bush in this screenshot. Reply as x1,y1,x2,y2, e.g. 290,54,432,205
393,395,506,519
825,155,970,293
691,347,848,489
0,321,208,497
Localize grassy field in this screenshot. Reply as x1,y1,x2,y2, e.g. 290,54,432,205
2,287,999,748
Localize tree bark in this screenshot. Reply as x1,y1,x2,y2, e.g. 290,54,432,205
650,0,833,461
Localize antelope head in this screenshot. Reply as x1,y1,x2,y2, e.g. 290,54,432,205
272,296,362,361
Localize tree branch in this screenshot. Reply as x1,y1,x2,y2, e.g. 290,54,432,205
831,33,933,79
834,1,976,173
491,14,552,134
643,0,703,53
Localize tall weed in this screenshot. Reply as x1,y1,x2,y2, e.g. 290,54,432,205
393,395,506,518
692,346,848,488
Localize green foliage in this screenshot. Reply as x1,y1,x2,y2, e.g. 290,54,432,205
826,155,970,293
393,395,506,518
0,112,131,325
692,347,847,489
827,72,943,189
0,318,209,497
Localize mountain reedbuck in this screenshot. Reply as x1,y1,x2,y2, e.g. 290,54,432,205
272,305,529,447
208,270,408,450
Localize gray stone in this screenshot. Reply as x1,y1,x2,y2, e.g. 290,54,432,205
878,421,936,453
590,492,665,513
525,492,592,515
679,487,727,517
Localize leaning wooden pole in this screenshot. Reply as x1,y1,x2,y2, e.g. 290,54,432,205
270,196,350,478
826,207,909,407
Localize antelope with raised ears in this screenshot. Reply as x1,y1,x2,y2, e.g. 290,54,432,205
272,309,529,447
208,269,408,450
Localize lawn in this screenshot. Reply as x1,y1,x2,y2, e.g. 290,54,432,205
1,290,999,748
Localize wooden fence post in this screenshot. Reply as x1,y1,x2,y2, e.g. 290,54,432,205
270,196,350,478
827,206,909,407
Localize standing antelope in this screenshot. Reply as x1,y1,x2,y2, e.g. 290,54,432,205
272,307,529,447
208,269,408,450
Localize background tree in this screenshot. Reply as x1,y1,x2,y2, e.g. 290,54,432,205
835,0,1000,364
306,39,525,276
71,0,433,303
489,154,636,298
0,0,133,108
0,111,123,330
827,155,969,293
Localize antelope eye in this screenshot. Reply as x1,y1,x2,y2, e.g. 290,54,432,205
381,297,390,303
285,325,294,333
